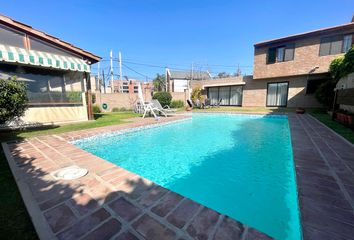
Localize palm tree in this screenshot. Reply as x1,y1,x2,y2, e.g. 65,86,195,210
153,73,166,92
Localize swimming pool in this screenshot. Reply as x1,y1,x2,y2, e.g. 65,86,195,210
74,114,302,239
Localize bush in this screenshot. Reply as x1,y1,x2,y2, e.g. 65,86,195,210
0,77,28,124
315,80,336,109
152,92,172,107
170,100,184,108
191,88,204,103
92,105,101,113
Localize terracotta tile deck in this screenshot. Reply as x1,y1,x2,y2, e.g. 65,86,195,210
2,113,354,239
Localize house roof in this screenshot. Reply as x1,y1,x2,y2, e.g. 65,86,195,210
169,70,211,80
254,22,354,47
0,14,101,63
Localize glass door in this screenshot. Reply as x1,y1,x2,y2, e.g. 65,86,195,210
266,82,289,107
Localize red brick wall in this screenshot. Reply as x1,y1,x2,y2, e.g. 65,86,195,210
253,27,354,79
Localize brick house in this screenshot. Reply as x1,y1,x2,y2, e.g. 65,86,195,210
193,17,354,108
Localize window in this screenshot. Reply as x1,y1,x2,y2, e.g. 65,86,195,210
29,36,81,58
0,62,84,106
134,85,139,93
266,82,289,107
277,47,285,62
320,34,353,56
0,24,25,48
267,44,295,64
207,85,243,106
343,35,353,52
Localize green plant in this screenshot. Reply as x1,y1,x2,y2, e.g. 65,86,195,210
315,80,336,109
191,88,204,103
153,74,166,92
92,105,101,113
152,92,172,107
316,47,354,108
0,77,28,124
170,100,184,108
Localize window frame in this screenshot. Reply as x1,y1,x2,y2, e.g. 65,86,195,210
206,85,243,106
266,81,289,107
319,33,354,56
266,44,295,64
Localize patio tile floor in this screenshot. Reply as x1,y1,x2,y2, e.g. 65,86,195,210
2,113,354,239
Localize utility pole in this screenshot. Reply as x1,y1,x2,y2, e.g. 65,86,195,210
165,67,169,92
110,50,114,93
97,62,100,92
102,70,106,94
119,51,123,82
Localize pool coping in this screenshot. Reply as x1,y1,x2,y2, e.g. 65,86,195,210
2,115,272,240
2,113,354,239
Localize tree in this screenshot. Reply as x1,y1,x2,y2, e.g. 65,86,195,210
315,47,354,108
0,77,28,124
217,72,231,78
153,74,166,92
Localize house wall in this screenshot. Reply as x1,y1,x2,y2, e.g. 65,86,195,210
22,106,88,124
242,76,322,108
191,76,322,108
253,27,354,79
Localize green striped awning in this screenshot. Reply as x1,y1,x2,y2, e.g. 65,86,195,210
0,44,90,72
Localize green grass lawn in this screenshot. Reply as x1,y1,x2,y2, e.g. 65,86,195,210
309,109,354,144
0,111,139,142
0,112,139,239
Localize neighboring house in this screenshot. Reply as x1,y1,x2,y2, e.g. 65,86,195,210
167,70,211,92
193,17,354,108
0,15,100,124
91,75,153,95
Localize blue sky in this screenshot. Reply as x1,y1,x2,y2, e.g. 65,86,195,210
2,0,354,79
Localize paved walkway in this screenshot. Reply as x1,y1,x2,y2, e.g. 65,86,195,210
288,114,354,240
2,115,271,240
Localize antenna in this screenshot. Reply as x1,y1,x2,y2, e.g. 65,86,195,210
110,50,114,92
119,51,123,82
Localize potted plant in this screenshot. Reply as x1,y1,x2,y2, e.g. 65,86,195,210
296,107,305,114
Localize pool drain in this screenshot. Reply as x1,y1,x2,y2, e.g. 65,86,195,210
51,165,88,180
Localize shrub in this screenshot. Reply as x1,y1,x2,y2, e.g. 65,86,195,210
152,92,172,107
0,77,28,124
92,105,101,113
317,47,354,108
191,88,204,103
315,80,336,109
170,100,184,108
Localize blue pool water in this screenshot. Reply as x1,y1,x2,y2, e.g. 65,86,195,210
74,114,301,239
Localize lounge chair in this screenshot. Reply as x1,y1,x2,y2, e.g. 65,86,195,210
211,98,222,107
137,84,166,118
151,99,177,114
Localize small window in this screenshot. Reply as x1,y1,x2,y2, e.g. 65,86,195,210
0,24,25,48
343,35,353,52
276,47,285,62
267,47,276,64
320,34,353,56
267,44,294,64
284,44,295,61
319,37,331,56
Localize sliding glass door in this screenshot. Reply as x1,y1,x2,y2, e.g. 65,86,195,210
266,82,289,107
207,85,243,106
